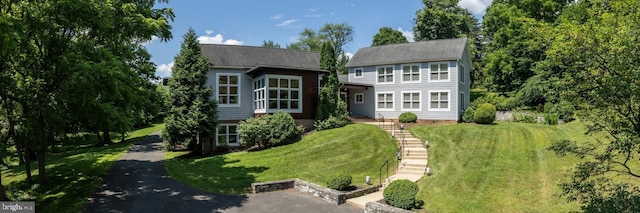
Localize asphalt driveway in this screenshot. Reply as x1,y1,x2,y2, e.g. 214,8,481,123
82,132,359,213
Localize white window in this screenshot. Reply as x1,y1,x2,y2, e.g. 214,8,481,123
355,93,364,104
253,77,266,112
402,64,420,83
376,92,394,111
217,73,240,106
217,124,239,146
402,92,421,111
267,75,301,112
354,68,363,78
460,63,465,83
377,66,394,83
429,91,450,111
429,63,449,82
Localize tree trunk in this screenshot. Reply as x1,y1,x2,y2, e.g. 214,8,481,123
102,128,112,144
37,112,46,184
94,129,103,146
16,141,24,166
24,146,33,185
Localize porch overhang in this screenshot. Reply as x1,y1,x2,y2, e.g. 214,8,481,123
339,82,373,91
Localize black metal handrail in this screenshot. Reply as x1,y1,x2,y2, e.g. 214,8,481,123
378,158,389,187
378,113,385,130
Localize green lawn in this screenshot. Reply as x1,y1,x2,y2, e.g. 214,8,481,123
410,121,589,212
2,123,165,213
165,123,399,194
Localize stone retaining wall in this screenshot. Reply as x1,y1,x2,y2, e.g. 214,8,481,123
251,179,296,194
251,178,379,205
365,201,415,213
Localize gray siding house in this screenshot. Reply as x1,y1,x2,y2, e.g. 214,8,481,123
197,38,470,148
200,44,327,147
342,38,471,122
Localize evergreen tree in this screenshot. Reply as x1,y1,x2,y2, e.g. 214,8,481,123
164,28,218,153
316,42,341,121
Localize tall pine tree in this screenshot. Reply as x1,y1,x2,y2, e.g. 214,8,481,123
316,42,340,121
164,28,218,153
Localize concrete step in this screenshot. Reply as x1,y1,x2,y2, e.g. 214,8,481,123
404,148,427,154
402,144,424,149
397,170,426,176
402,155,427,160
400,159,428,167
386,174,423,183
346,191,383,209
399,165,427,172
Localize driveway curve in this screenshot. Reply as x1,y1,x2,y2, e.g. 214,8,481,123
82,132,359,213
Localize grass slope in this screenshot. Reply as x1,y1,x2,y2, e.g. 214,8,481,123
165,124,398,194
2,123,165,213
410,122,589,212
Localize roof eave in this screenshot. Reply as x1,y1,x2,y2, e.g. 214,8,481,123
246,65,329,74
346,57,463,68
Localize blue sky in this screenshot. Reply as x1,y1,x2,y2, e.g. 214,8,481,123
146,0,492,78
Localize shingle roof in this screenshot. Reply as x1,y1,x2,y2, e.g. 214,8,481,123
345,38,467,67
199,44,321,71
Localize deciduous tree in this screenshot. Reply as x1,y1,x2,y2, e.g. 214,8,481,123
372,27,408,46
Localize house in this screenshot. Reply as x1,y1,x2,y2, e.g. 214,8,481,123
200,44,328,147
200,38,471,148
341,38,471,123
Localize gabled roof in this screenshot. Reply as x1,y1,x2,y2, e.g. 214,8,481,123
345,38,468,67
199,44,322,71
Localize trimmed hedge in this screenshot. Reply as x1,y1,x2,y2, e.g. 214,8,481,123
327,170,352,191
398,112,417,123
383,180,420,210
474,103,496,124
314,115,349,131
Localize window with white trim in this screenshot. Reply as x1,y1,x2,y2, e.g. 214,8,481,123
402,92,421,110
217,124,239,146
217,74,240,106
377,92,394,110
355,93,364,104
429,91,450,111
377,66,393,83
460,63,465,83
354,68,363,78
267,76,301,111
253,77,266,111
402,64,420,83
429,63,449,81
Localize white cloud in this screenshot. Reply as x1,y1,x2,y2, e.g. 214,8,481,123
309,7,320,12
276,19,298,27
344,52,354,59
270,14,283,20
304,14,322,18
142,36,159,46
197,30,244,45
397,27,415,42
458,0,492,16
156,62,174,78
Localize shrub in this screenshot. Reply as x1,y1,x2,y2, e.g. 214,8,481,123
544,113,559,125
462,107,476,123
513,112,537,123
471,93,517,111
327,170,352,191
398,112,418,123
238,111,303,148
383,180,420,210
314,115,350,131
557,101,575,122
474,103,496,124
268,111,304,146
